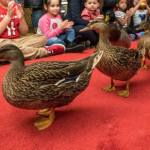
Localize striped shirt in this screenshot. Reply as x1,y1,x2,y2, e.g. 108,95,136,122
115,10,127,27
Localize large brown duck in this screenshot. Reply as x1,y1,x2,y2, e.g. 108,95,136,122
80,18,145,98
137,20,150,69
0,44,103,130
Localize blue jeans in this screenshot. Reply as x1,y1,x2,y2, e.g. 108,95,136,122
32,10,43,28
46,28,75,46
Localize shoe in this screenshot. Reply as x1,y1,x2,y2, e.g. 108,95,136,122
45,44,65,56
129,34,135,41
136,32,144,39
140,31,144,36
72,35,83,44
34,28,37,34
64,35,83,45
65,41,85,53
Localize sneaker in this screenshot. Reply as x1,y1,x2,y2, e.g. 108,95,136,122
136,32,144,39
72,35,83,44
45,44,65,56
65,41,85,53
64,35,83,45
140,31,145,36
129,34,135,41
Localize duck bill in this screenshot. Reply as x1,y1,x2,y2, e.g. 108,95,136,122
79,27,91,32
105,16,110,22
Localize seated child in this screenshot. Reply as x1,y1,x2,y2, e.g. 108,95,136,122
0,0,66,60
115,0,137,41
81,0,104,21
37,0,85,53
130,0,150,39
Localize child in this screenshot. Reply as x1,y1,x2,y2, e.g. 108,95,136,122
0,0,66,60
115,0,137,41
37,0,85,53
130,0,150,38
81,0,104,21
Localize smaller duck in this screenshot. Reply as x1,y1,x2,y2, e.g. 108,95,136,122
0,44,103,130
80,18,145,98
137,20,150,69
105,10,131,48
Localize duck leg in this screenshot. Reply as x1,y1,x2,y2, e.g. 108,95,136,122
33,107,55,130
117,79,129,98
102,78,116,92
37,109,51,117
141,56,147,69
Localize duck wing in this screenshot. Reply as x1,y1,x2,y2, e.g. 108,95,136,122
21,58,89,86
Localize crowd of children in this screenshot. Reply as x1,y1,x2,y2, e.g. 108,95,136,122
0,0,150,62
115,0,150,41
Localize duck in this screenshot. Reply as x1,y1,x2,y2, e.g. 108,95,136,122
80,18,145,98
137,20,150,69
105,10,131,48
0,44,103,130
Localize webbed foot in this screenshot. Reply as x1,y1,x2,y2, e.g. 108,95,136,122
102,85,116,92
141,64,147,69
33,117,54,130
117,90,129,98
37,109,51,117
34,108,55,130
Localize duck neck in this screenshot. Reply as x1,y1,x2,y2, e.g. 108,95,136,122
9,57,25,70
99,32,110,45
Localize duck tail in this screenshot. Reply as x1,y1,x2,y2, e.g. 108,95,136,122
137,46,146,59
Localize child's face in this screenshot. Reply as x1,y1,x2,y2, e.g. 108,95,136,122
0,0,13,7
44,0,60,17
116,0,127,11
84,0,100,11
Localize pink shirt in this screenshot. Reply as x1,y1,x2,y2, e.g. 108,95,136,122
81,8,100,21
37,14,66,39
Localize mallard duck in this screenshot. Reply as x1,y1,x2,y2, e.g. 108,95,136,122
0,44,103,130
105,10,131,48
80,18,145,98
137,20,150,69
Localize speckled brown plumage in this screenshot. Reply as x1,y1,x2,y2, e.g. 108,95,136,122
0,44,103,110
137,20,150,68
0,44,103,130
80,18,145,97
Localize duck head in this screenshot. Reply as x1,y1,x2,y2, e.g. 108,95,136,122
80,18,109,34
0,44,24,67
105,10,116,22
137,20,150,32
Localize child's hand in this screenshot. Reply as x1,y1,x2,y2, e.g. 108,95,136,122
15,4,24,21
58,20,69,30
129,8,134,16
6,1,15,18
65,21,74,28
126,10,132,17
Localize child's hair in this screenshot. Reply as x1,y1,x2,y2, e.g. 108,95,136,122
44,0,61,13
84,0,104,11
44,0,61,7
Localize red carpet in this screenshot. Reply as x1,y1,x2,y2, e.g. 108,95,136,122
1,41,150,150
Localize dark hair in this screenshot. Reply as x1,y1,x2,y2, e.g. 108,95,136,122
44,0,61,7
84,0,103,11
44,0,61,13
